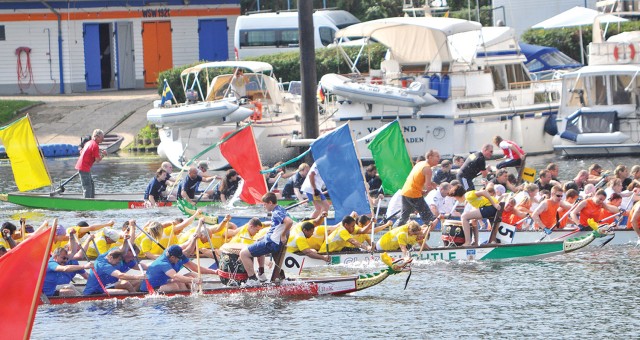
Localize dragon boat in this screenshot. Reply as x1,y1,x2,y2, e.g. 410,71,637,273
41,254,412,306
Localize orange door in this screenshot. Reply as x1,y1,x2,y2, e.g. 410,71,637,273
142,21,173,87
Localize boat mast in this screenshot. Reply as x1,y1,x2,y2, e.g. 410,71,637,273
298,0,319,140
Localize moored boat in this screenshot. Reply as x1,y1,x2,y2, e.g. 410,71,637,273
321,18,561,160
147,99,253,128
553,30,640,156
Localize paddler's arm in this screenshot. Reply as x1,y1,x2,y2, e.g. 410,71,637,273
2,229,16,249
111,269,145,281
347,237,371,252
301,248,330,262
399,243,410,259
209,214,232,234
421,166,435,195
531,201,549,229
603,202,620,214
56,262,93,273
79,220,115,236
312,212,327,226
173,209,203,234
508,143,525,159
570,200,588,225
183,261,218,275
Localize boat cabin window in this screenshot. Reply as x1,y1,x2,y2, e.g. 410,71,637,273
565,77,589,107
489,64,531,91
594,75,607,105
239,29,300,48
611,75,633,105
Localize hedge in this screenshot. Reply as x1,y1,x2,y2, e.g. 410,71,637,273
521,21,640,64
156,44,387,103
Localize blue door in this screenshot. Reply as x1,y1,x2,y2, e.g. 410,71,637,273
83,23,102,91
198,19,228,61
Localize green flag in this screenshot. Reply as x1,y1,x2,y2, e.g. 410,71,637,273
366,120,412,193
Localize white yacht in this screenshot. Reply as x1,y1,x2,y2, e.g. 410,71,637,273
149,61,323,169
320,17,561,159
553,31,640,156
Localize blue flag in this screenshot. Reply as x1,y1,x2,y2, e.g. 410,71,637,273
160,79,174,106
311,124,371,219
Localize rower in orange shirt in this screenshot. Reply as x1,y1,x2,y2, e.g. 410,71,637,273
570,189,619,230
532,185,574,231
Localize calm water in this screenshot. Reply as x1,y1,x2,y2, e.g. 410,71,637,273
1,154,639,339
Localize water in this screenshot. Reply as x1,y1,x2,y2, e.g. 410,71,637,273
1,154,639,339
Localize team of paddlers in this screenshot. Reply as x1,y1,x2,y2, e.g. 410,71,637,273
3,136,640,296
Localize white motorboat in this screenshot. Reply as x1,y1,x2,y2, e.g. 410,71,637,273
320,18,562,159
552,30,640,156
147,99,253,128
320,73,439,107
150,61,327,169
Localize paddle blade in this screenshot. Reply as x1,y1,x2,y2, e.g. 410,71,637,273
145,279,155,295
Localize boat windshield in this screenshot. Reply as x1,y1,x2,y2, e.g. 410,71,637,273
565,74,634,107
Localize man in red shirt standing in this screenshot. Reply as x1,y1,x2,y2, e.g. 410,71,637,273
75,129,106,198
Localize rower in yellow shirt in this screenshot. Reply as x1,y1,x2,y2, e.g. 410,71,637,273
375,221,423,258
228,218,265,245
286,221,330,262
86,228,122,257
352,214,392,246
319,216,371,253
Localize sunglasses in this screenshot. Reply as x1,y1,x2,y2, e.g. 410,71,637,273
555,194,564,198
61,256,69,261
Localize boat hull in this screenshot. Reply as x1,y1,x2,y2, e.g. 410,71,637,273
0,192,297,211
147,101,253,128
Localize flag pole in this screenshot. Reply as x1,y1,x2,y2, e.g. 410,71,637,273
24,218,57,340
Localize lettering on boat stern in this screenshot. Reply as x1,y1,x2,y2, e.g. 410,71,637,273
414,251,457,261
317,280,356,294
500,94,518,103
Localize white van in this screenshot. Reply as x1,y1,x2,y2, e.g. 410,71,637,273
234,10,360,59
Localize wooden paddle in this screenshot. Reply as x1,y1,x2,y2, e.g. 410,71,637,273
50,172,79,196
195,222,203,294
73,234,110,297
195,179,219,205
201,221,221,269
125,239,156,294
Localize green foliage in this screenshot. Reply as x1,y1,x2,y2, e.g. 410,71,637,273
0,100,39,125
521,21,640,64
139,124,159,140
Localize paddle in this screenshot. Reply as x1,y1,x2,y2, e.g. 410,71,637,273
552,210,625,242
125,239,156,294
50,172,79,196
537,198,583,242
284,198,309,211
195,179,219,205
73,234,110,297
201,221,221,269
195,221,204,294
269,171,284,193
370,197,383,255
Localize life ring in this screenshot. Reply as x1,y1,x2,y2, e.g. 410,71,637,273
613,43,636,63
251,100,262,120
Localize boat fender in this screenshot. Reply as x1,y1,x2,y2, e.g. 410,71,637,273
543,113,558,136
251,101,263,121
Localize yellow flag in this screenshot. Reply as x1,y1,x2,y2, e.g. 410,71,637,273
0,116,51,191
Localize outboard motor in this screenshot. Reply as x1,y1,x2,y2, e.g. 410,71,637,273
185,89,199,104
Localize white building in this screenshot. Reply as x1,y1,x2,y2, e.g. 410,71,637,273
0,0,241,95
492,0,598,37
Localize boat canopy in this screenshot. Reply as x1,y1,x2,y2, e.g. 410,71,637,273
180,61,274,77
335,17,481,66
519,43,581,73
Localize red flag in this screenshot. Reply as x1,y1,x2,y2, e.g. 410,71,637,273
219,126,267,204
0,225,55,339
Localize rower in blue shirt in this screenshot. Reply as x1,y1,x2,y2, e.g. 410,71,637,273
42,247,92,297
144,168,169,207
83,246,145,295
140,244,217,293
179,166,218,205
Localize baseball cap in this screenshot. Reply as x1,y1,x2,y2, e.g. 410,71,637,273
494,184,506,196
167,245,185,258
